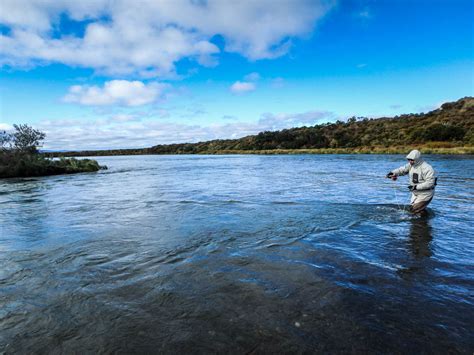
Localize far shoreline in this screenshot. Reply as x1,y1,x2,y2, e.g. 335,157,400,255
45,145,474,158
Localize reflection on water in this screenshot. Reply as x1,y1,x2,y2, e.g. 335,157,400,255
408,214,433,258
0,155,473,353
397,213,434,278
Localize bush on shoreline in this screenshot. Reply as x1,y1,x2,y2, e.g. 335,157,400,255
1,125,106,179
0,151,105,178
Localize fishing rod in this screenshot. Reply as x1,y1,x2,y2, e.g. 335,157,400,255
386,172,408,212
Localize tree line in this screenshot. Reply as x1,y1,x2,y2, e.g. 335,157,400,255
147,96,473,154
45,96,473,157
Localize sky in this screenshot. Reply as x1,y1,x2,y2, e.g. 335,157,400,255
0,0,473,150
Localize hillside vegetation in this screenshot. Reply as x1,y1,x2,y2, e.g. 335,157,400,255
51,97,474,157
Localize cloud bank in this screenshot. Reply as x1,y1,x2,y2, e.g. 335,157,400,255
38,109,336,150
0,0,335,77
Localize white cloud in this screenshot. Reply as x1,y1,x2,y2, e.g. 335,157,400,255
63,80,168,106
230,81,256,94
0,0,335,77
244,72,261,82
230,72,261,94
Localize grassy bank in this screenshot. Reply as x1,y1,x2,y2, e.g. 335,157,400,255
51,144,474,157
204,145,474,155
49,144,474,157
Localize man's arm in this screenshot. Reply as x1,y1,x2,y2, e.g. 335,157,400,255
391,164,410,177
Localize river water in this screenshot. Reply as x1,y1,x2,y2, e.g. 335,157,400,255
1,154,473,353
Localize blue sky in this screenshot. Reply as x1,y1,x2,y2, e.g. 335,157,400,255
0,0,473,150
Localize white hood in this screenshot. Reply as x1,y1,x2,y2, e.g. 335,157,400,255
406,149,421,163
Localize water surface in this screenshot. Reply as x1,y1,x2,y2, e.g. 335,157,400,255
1,154,473,353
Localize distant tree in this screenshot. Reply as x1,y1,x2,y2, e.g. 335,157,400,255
11,124,46,153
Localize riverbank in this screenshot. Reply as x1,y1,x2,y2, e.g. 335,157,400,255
47,144,474,157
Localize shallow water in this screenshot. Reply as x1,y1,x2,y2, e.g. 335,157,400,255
1,154,473,353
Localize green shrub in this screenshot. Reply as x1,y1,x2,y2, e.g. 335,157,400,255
0,152,105,178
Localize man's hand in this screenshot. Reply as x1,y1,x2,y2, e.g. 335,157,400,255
386,172,397,181
408,185,417,191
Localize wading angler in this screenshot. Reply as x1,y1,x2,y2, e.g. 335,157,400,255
386,150,437,214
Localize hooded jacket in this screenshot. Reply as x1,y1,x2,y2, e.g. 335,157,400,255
391,150,436,203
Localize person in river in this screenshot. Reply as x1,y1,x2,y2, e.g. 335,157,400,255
386,150,436,214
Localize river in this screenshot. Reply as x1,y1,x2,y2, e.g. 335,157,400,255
1,154,473,353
